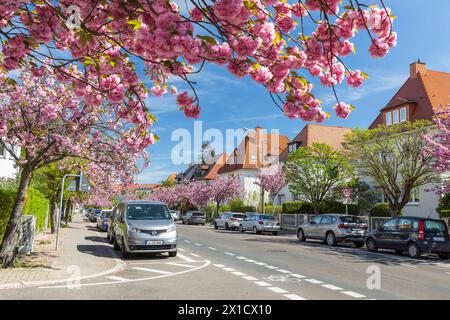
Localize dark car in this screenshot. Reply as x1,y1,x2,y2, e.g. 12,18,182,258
182,211,206,225
365,216,450,259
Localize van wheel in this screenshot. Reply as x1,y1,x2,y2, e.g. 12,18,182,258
407,242,421,259
297,229,306,242
366,238,378,252
326,232,337,246
438,253,449,260
214,222,218,230
113,236,120,250
169,251,177,258
239,225,244,233
121,240,130,259
225,223,229,230
253,226,259,234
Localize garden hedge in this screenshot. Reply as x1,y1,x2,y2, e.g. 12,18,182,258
282,202,314,214
440,210,450,218
0,188,49,243
319,200,359,215
265,205,282,215
370,203,390,217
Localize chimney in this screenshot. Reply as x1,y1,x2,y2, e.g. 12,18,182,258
410,59,426,79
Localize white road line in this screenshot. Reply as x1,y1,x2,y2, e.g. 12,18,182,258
237,256,247,260
224,252,235,256
264,266,278,269
290,274,306,279
321,284,343,291
183,240,191,243
207,247,217,251
284,294,306,300
254,281,271,287
254,262,267,266
168,262,197,268
132,267,172,275
276,269,292,274
222,267,235,272
245,259,256,263
267,287,288,294
400,263,418,269
105,276,129,281
342,291,366,298
232,272,246,276
179,248,186,252
190,253,201,258
194,243,202,246
178,253,196,263
213,264,226,268
242,276,258,281
305,279,323,284
446,272,450,275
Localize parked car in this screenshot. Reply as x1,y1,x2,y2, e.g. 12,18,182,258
88,209,102,222
297,214,368,247
239,214,280,235
365,216,450,259
182,211,206,225
111,200,177,258
170,210,181,221
97,210,112,232
107,207,117,243
214,212,247,230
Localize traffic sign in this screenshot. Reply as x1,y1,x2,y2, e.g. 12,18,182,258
342,187,352,199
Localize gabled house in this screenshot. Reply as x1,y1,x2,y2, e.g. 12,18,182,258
276,124,352,205
202,153,228,180
217,127,290,207
367,61,450,218
175,163,211,184
0,143,20,179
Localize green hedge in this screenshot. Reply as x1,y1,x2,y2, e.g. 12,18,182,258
0,188,49,243
370,203,390,217
440,210,450,218
265,205,282,215
320,200,359,215
282,202,314,214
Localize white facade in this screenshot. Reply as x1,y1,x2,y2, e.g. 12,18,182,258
0,144,19,179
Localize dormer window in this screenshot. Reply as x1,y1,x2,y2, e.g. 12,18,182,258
400,107,407,122
385,112,392,126
393,109,399,124
288,141,301,154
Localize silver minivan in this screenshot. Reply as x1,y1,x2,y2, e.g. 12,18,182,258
111,200,177,258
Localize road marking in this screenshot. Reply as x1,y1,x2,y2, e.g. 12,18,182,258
435,263,450,269
321,284,343,291
224,252,235,256
179,248,186,252
168,262,197,268
213,264,225,268
400,263,418,269
105,276,128,281
245,259,256,263
276,269,292,274
190,253,201,258
342,291,366,298
254,262,267,266
267,287,288,294
242,276,258,281
254,281,271,287
222,267,235,272
264,266,278,269
183,240,191,243
284,294,306,300
207,247,217,251
290,274,306,279
132,267,172,275
446,272,450,275
232,272,246,276
237,256,247,260
305,279,323,284
194,243,202,246
178,253,196,263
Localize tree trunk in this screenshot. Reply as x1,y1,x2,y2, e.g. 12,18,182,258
260,187,265,213
313,203,321,215
272,197,276,215
50,194,58,234
216,200,220,220
64,199,71,224
389,204,403,217
0,166,33,268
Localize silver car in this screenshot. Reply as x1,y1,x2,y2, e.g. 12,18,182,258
297,214,368,247
239,214,280,235
214,212,247,230
111,200,177,258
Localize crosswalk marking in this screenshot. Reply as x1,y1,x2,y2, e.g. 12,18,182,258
254,281,271,287
284,294,306,300
132,267,172,275
305,279,323,284
290,274,306,279
222,267,235,272
232,272,246,276
267,287,288,294
342,291,366,298
208,247,217,251
264,266,278,269
242,276,258,281
276,269,292,274
322,284,343,291
213,264,225,268
224,252,235,256
237,256,247,260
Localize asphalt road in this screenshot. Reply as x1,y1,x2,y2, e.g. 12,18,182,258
2,221,450,300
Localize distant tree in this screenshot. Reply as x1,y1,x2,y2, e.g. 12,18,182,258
255,165,286,214
343,179,380,214
344,121,440,216
285,143,352,214
208,176,243,218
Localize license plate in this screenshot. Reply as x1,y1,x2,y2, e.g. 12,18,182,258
146,240,163,246
433,237,445,242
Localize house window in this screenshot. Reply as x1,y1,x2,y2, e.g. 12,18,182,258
293,194,301,202
277,194,285,205
400,107,407,122
393,109,399,124
288,143,298,153
385,112,392,126
409,188,420,204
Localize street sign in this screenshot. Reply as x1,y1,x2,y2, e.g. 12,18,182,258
342,187,352,199
18,215,36,254
78,171,90,192
68,180,77,192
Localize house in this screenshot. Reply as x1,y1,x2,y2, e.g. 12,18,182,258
175,163,211,184
276,124,352,205
367,60,450,218
202,153,228,180
217,127,290,208
0,144,20,179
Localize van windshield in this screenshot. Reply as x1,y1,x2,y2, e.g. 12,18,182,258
126,204,172,220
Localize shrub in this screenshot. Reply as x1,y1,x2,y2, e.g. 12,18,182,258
282,202,314,214
370,203,390,217
440,210,450,218
437,193,450,215
320,200,358,215
265,205,282,215
228,198,245,212
218,204,230,212
0,188,49,243
242,205,257,213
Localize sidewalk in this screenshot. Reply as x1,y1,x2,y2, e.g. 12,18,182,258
0,213,125,289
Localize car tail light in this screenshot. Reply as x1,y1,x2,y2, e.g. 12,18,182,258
337,223,349,229
418,220,424,240
230,218,237,221
362,224,368,230
258,221,264,225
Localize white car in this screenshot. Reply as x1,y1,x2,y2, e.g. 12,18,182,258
214,212,246,230
239,214,280,235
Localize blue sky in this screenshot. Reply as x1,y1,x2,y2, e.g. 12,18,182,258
136,0,450,184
